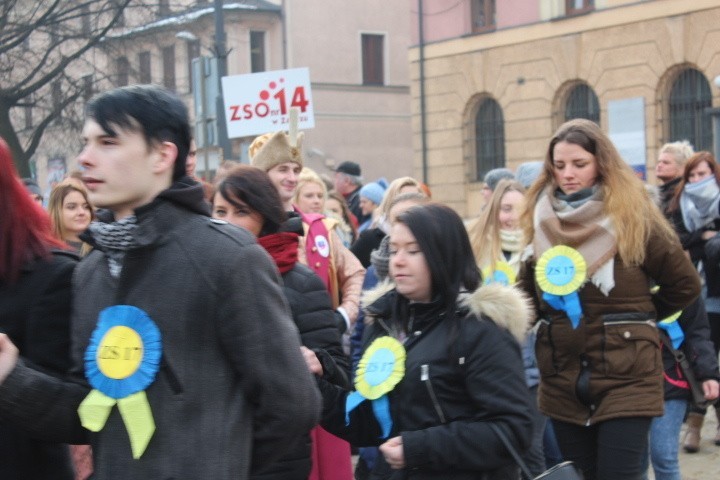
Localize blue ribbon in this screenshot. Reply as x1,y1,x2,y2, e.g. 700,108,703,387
345,391,393,439
658,320,685,349
543,291,583,329
371,395,393,438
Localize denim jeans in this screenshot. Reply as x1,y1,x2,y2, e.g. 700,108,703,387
642,399,687,480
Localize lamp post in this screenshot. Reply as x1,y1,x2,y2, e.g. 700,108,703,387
213,0,232,162
177,31,213,180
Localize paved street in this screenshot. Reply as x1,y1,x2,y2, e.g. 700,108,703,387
653,410,720,480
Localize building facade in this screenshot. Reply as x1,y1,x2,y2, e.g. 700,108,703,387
410,0,720,217
26,0,412,191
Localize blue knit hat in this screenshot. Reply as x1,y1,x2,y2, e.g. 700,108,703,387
515,161,543,189
483,168,514,191
359,181,386,205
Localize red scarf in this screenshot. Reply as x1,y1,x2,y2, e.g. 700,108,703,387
258,232,299,274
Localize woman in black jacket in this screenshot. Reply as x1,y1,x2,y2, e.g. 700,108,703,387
314,203,534,479
0,138,78,480
212,164,350,480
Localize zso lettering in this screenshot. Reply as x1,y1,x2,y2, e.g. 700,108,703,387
228,83,309,122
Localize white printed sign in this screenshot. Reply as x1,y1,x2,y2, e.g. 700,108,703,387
221,67,315,138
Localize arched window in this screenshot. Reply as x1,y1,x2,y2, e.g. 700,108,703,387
565,83,600,124
668,68,712,151
475,98,505,181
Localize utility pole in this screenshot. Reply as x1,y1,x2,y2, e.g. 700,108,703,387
214,0,232,161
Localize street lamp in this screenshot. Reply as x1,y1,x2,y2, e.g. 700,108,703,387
176,30,213,181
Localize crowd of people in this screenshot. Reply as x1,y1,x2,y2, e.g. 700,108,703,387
1,85,719,480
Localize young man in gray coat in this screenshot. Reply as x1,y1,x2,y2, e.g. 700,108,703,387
0,85,321,479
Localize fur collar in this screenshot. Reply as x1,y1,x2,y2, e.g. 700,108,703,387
361,281,532,343
460,283,532,343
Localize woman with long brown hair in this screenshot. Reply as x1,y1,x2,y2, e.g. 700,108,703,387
519,119,702,480
48,179,94,256
0,138,77,479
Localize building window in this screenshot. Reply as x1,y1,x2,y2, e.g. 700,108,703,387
158,0,171,17
138,51,152,84
187,40,200,93
668,68,712,151
566,0,594,15
162,45,176,91
361,34,384,85
250,31,266,73
115,56,129,86
81,5,91,34
112,0,126,27
24,96,33,129
471,0,496,33
564,83,600,124
475,98,505,181
82,74,94,102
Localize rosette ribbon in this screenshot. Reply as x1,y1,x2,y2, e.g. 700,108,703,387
658,311,684,349
77,305,162,459
346,336,406,439
482,261,516,286
535,246,587,329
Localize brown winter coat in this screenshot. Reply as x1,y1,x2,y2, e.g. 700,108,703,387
519,228,701,426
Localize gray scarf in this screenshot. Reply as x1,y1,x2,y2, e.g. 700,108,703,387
680,175,720,232
87,215,140,278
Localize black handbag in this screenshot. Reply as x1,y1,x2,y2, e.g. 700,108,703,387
657,329,711,409
489,423,583,480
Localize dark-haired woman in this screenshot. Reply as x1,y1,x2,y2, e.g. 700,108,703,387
314,203,534,479
0,138,78,479
519,119,701,480
212,165,349,480
666,151,720,451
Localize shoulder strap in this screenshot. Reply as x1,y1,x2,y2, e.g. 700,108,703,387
488,423,534,479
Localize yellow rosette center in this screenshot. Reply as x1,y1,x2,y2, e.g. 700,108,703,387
96,326,144,380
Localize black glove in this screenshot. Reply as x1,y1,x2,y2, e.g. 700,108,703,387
334,311,347,335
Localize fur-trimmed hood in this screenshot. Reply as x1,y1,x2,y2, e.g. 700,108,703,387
460,283,532,343
361,281,532,343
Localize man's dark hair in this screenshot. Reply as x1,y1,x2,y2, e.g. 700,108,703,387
215,165,287,236
396,203,480,308
85,85,191,181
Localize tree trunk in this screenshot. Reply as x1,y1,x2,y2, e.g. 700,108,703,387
0,104,30,177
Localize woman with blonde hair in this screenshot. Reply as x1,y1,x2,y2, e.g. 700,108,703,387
293,168,357,248
48,179,94,256
350,176,424,267
294,167,328,215
518,119,702,480
469,179,526,277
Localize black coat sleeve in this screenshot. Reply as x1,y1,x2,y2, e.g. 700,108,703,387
23,253,77,376
679,297,720,381
283,264,350,388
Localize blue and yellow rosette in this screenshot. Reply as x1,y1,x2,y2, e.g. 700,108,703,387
535,245,586,329
482,261,516,286
78,305,162,459
346,336,405,438
650,286,685,349
658,311,684,349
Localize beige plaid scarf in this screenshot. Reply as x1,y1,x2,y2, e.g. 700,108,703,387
533,187,617,295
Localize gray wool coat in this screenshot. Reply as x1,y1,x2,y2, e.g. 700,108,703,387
0,180,321,479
